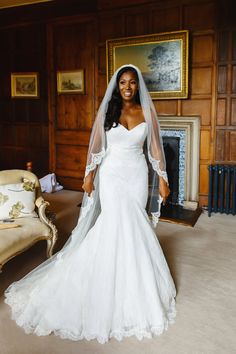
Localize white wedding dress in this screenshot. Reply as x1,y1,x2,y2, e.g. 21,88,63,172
5,121,177,344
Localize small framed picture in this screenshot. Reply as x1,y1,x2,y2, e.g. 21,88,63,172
57,70,85,94
11,72,39,98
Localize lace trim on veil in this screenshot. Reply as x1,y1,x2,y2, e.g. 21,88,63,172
151,195,163,227
147,151,168,184
85,148,106,178
79,147,106,222
147,151,167,226
79,195,94,220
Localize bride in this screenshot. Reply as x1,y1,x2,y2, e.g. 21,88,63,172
4,64,177,344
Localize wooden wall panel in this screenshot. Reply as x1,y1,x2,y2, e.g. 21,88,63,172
183,30,216,206
1,125,15,146
98,0,150,10
55,21,96,131
0,101,12,121
99,13,125,42
217,66,227,93
231,98,236,125
192,34,214,63
231,65,236,93
191,67,212,95
155,101,178,116
215,130,225,161
183,2,216,30
98,45,106,72
232,30,236,60
0,24,49,176
57,95,91,130
216,28,236,164
15,125,28,147
56,145,87,176
48,17,96,189
0,147,14,170
199,164,209,195
151,6,180,33
200,130,211,160
216,99,226,125
182,99,211,126
229,131,236,160
125,11,149,36
97,73,107,102
55,144,89,189
218,31,228,61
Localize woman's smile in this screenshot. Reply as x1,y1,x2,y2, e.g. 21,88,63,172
119,71,139,101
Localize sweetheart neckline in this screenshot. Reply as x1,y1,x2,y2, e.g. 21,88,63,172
118,122,147,132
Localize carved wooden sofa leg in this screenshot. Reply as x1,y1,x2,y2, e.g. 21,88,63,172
36,198,58,258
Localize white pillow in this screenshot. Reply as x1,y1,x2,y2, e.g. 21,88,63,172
0,180,37,220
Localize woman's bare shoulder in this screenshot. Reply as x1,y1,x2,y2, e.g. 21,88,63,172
135,104,144,118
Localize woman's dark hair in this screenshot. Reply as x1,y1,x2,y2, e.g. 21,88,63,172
104,66,141,131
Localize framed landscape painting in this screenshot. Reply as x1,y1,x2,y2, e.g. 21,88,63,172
106,30,189,99
57,70,85,94
11,72,39,98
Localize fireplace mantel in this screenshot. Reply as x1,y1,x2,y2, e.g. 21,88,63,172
159,116,200,209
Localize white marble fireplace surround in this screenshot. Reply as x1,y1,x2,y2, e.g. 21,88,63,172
159,116,200,210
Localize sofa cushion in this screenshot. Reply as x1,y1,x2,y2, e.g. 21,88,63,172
0,217,51,264
0,181,37,220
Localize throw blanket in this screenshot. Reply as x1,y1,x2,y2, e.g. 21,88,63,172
39,173,63,193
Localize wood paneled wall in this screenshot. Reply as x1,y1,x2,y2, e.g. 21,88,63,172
216,30,236,163
96,0,218,206
0,24,49,176
0,0,235,206
47,16,96,189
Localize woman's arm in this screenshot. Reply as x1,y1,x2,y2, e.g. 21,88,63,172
82,167,97,196
159,176,170,205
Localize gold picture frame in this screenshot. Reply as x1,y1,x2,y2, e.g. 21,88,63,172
11,72,39,98
106,30,189,99
57,70,85,94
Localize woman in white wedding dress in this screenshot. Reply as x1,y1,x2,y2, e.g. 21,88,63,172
4,64,177,344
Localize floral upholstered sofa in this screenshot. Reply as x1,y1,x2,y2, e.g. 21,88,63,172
0,170,58,271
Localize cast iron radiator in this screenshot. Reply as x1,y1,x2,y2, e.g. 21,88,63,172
208,165,236,216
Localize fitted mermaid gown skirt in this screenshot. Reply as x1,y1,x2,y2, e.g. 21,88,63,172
4,122,177,344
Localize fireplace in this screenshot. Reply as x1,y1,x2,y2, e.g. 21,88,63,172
159,116,200,210
162,136,180,205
